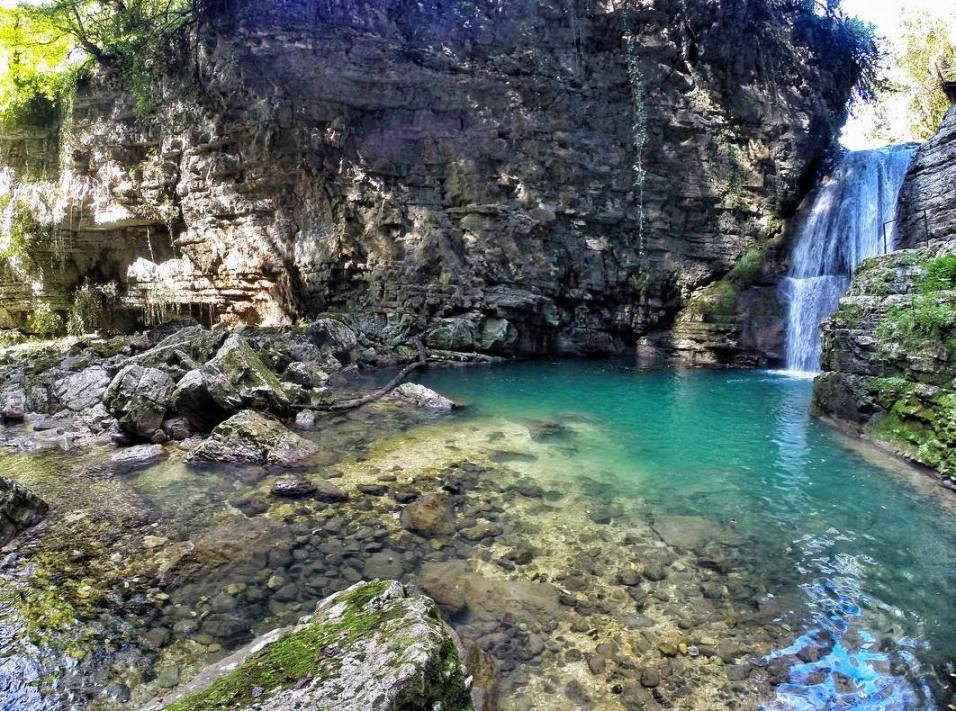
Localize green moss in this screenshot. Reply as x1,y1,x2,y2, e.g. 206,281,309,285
917,254,956,293
872,391,956,479
165,580,396,711
876,293,956,349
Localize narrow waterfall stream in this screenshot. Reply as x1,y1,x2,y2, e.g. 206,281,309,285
781,146,915,373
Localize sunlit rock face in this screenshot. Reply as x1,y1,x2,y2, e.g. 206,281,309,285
0,0,860,359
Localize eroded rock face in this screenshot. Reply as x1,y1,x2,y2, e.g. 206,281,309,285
0,476,48,547
187,410,320,467
0,0,863,363
149,580,476,711
899,107,956,247
813,244,956,481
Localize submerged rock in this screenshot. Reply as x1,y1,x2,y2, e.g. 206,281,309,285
0,476,48,547
270,477,317,498
400,493,456,536
187,410,319,467
149,580,477,711
111,444,167,471
389,382,457,412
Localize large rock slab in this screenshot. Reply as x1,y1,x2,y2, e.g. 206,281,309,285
50,366,111,412
0,476,48,547
187,410,319,467
149,580,476,711
104,364,175,438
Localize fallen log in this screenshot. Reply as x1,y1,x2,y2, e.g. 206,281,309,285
301,338,428,413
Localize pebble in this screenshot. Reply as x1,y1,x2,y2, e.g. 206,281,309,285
640,667,661,688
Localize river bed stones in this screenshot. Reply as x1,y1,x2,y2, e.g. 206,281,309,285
111,444,168,471
0,386,814,711
269,477,317,498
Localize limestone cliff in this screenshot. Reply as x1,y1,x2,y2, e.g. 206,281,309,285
0,0,865,358
814,106,956,483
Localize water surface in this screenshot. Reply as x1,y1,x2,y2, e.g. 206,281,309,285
1,361,953,710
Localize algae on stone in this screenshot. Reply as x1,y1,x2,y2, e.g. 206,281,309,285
154,580,475,711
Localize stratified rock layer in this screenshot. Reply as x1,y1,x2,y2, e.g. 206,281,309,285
0,0,863,362
150,579,476,711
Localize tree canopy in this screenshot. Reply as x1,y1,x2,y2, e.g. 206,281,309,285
0,0,197,121
871,11,956,143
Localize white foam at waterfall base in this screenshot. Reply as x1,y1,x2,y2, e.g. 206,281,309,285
781,146,915,373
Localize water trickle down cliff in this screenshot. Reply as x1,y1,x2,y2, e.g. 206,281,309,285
780,146,915,373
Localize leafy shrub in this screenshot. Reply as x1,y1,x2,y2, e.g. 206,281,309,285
29,302,64,336
1,0,198,122
67,280,118,335
919,254,956,293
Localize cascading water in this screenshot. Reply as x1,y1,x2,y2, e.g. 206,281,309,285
780,146,915,373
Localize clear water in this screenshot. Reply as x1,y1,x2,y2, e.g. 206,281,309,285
1,362,954,710
417,361,956,708
782,146,915,373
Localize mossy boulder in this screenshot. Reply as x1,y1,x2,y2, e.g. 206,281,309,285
150,580,477,711
186,410,319,467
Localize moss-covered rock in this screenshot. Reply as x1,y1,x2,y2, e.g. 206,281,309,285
149,580,476,711
815,243,956,481
186,410,319,467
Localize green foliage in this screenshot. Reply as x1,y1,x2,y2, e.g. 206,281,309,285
876,255,956,349
29,302,64,336
791,0,883,105
919,254,956,293
0,0,197,121
871,11,956,143
0,7,77,121
67,280,118,335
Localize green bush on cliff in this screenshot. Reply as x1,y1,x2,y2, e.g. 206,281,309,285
877,255,956,349
0,8,76,122
0,0,198,121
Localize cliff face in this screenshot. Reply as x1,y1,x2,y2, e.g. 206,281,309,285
0,0,859,357
814,107,956,483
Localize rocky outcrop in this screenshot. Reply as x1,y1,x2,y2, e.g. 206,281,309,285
898,107,956,247
0,316,458,461
0,0,867,362
149,579,477,711
0,476,48,547
814,105,956,482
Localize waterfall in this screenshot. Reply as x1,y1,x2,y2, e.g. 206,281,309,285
780,146,915,374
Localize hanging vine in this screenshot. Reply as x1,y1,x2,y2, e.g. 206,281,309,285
624,35,648,258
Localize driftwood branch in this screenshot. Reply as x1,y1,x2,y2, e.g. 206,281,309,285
305,338,428,413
